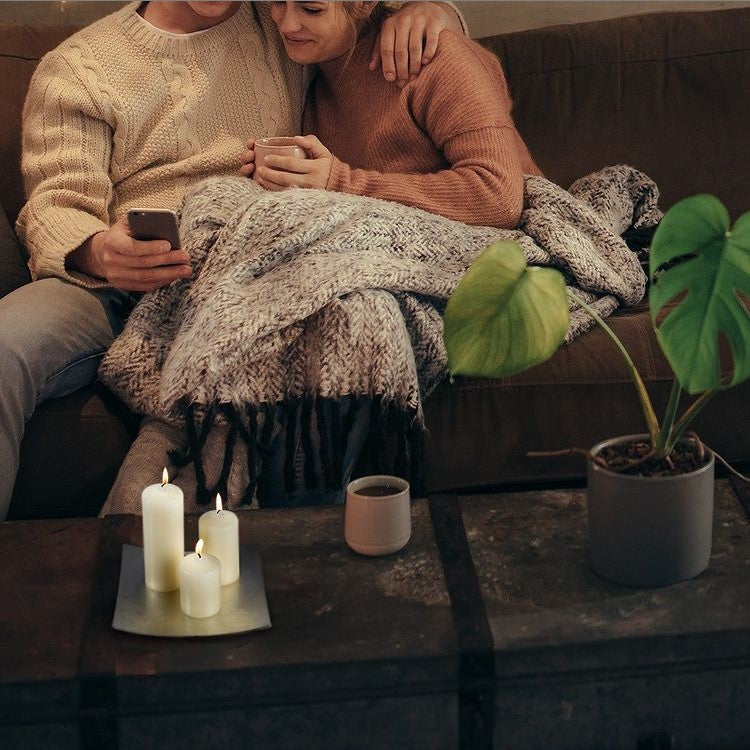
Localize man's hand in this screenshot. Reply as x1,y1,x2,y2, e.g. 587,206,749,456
370,2,464,87
67,218,192,292
252,135,333,192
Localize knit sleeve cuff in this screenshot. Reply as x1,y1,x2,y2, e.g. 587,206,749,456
326,156,353,194
23,209,110,289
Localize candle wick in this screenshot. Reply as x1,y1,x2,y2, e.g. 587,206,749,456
216,509,221,515
198,552,202,559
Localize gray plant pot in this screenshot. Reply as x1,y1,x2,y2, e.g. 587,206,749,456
587,434,715,587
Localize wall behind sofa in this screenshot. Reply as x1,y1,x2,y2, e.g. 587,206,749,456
0,1,749,37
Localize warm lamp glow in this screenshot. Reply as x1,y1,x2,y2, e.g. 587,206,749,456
162,467,169,486
216,493,223,513
196,539,204,557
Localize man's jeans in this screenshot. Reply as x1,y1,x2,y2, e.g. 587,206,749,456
0,278,133,519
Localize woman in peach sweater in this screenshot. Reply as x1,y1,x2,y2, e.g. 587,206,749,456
242,1,540,229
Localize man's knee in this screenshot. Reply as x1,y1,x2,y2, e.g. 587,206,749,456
0,278,121,398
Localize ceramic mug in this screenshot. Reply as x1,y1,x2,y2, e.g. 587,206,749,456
345,475,411,556
253,136,306,184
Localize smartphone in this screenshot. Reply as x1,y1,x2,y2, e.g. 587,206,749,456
127,208,181,249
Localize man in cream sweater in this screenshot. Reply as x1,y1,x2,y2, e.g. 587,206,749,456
0,1,465,518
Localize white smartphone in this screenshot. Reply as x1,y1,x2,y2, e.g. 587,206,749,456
127,208,181,249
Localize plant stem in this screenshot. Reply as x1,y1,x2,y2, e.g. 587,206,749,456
656,378,682,457
668,389,718,452
713,449,750,483
567,290,660,445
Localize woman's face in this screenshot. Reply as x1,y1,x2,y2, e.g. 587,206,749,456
270,2,364,64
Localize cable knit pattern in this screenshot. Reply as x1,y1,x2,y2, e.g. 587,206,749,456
16,1,303,287
100,165,656,426
307,29,541,228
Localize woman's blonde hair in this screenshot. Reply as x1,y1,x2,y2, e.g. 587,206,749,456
338,2,396,62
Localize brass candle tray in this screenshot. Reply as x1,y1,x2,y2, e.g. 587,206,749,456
112,544,271,637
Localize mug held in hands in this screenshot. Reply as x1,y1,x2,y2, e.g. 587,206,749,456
253,137,307,185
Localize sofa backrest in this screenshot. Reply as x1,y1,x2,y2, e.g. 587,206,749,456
0,8,748,229
482,7,750,219
0,24,79,226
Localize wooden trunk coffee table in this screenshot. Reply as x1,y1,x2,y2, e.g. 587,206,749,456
1,479,749,749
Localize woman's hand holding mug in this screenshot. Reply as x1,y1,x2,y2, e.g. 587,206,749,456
240,135,333,191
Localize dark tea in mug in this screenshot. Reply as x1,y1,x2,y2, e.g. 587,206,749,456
355,485,400,497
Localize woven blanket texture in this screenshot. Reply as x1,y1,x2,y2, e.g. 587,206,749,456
99,165,659,509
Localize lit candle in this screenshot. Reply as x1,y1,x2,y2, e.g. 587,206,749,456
141,468,184,592
180,539,221,618
199,493,240,585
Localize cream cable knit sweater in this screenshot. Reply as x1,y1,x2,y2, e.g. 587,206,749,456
16,1,303,287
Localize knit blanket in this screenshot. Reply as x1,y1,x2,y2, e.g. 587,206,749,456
99,165,659,504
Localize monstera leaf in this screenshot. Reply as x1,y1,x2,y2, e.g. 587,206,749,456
444,241,569,378
650,195,750,394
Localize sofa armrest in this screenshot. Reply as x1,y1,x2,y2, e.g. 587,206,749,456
0,203,30,299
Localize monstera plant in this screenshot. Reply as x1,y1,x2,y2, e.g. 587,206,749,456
443,194,750,586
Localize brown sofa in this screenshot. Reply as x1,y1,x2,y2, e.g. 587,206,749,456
2,7,749,519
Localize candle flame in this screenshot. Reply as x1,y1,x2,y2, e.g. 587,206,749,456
216,493,223,514
195,538,204,557
161,467,169,486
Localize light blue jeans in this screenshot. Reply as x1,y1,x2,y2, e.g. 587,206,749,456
0,278,134,519
0,279,371,517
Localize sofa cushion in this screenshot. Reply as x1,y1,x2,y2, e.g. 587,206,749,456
422,302,750,493
0,202,30,299
482,8,750,219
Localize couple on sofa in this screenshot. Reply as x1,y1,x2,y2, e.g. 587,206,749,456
1,0,547,517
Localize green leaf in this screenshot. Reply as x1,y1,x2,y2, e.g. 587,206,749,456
444,241,569,378
650,195,750,394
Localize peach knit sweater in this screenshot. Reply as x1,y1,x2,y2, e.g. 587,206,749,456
305,29,541,229
17,2,302,287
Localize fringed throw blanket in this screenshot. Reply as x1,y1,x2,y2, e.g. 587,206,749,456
99,165,660,505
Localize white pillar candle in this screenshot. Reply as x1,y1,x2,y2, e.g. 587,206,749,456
199,493,240,585
180,539,221,618
142,468,184,592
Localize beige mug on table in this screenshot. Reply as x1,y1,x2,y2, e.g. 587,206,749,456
344,475,411,556
253,136,307,184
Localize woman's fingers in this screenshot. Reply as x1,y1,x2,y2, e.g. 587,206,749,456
255,135,332,189
240,146,255,176
293,134,330,158
260,155,312,175
256,169,297,190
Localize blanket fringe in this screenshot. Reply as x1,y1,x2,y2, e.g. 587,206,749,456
172,396,424,506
